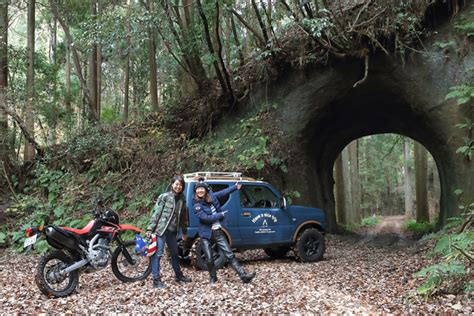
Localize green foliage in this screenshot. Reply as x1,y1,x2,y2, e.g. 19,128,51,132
415,263,466,296
446,84,474,105
359,215,380,228
404,219,434,234
301,15,334,38
0,232,6,246
415,215,473,297
455,13,474,37
101,106,122,125
181,103,286,175
283,190,301,205
432,40,456,49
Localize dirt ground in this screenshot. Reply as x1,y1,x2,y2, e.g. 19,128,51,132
0,216,472,314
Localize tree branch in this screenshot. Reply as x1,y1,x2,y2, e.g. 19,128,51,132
451,243,474,264
196,0,227,94
0,102,44,157
231,8,266,48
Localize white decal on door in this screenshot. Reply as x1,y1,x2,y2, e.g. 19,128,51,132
251,213,277,234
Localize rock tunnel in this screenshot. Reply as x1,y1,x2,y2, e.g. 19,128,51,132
242,50,473,232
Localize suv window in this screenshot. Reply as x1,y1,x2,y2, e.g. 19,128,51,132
208,184,230,205
240,185,278,208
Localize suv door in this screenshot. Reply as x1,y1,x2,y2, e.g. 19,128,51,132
237,184,293,245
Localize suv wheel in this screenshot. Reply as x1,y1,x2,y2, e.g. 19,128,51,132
193,239,227,271
264,246,290,259
295,228,325,262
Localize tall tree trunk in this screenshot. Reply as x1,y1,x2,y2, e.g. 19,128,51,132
158,0,208,95
230,15,245,67
48,14,58,144
341,147,352,223
0,0,10,185
225,14,231,70
123,0,131,125
88,0,98,122
49,0,97,122
403,138,414,217
49,14,56,63
24,0,35,162
348,140,361,224
64,38,71,117
415,142,429,222
335,154,346,225
147,0,159,112
96,0,102,119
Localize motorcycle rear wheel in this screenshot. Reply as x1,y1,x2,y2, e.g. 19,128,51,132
111,239,151,282
35,250,79,298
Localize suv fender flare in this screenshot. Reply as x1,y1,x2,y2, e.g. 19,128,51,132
220,227,232,247
292,221,323,242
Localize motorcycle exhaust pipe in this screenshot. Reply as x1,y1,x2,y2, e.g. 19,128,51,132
61,258,89,274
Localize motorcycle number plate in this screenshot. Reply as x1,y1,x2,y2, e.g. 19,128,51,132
23,234,38,248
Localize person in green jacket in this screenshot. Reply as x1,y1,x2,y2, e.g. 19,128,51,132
146,174,191,288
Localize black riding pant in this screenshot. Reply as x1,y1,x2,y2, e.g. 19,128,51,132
201,228,234,263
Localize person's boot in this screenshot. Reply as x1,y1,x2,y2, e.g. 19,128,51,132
207,262,218,283
229,257,256,284
153,277,166,289
175,274,192,283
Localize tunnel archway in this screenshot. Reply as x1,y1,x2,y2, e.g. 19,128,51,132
240,48,471,232
299,66,457,231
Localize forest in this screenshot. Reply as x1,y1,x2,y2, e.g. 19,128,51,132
0,0,472,313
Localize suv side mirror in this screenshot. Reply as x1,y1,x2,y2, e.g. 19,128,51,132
280,197,287,209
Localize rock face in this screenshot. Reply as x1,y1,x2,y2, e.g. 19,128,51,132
236,25,473,231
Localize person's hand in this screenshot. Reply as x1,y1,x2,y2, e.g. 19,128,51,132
236,182,242,190
220,210,228,219
146,231,151,238
182,234,187,241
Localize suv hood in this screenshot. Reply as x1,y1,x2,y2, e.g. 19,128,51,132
287,205,327,230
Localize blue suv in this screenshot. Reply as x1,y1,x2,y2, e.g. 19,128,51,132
180,172,327,270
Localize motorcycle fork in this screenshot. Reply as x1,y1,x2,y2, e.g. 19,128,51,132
115,235,135,265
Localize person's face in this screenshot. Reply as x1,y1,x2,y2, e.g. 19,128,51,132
171,180,183,194
196,186,207,198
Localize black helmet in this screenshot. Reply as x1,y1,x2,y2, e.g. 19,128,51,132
194,177,210,192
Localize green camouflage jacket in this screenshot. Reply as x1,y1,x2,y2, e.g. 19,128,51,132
147,191,188,236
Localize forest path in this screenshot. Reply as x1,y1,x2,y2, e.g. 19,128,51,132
356,215,414,248
366,215,407,235
0,232,470,314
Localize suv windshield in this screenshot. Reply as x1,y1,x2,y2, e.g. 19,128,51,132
240,185,278,208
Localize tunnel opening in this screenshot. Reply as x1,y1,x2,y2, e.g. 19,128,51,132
301,73,452,232
331,134,441,230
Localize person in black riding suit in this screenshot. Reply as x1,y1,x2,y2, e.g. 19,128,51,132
192,179,256,284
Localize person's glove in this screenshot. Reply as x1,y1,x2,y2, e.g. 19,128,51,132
220,210,228,220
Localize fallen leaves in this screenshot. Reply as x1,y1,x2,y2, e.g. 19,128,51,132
0,234,471,313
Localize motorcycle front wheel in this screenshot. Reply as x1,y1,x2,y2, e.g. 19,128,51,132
35,250,79,298
111,239,151,282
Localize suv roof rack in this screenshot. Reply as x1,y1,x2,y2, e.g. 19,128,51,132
183,171,256,181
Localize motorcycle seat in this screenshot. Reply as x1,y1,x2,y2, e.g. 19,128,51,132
62,220,95,235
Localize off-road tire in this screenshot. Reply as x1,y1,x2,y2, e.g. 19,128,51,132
295,228,325,262
111,240,151,282
35,250,79,298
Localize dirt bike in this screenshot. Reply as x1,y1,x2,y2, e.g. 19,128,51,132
24,200,151,298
